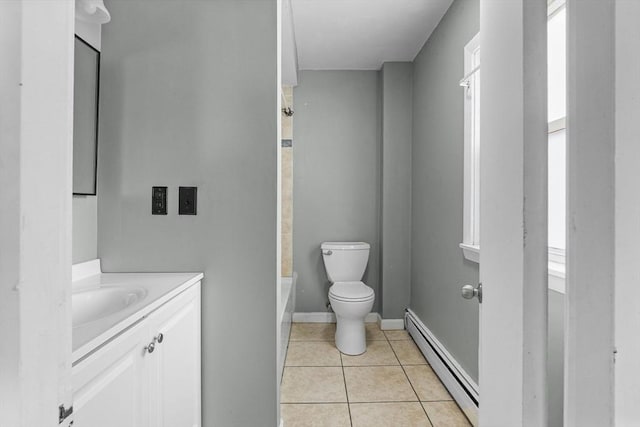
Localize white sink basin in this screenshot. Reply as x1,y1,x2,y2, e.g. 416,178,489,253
73,286,147,327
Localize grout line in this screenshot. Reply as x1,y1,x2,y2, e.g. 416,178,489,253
389,339,435,426
283,399,447,405
283,366,344,369
340,352,354,427
420,402,435,427
280,401,349,404
285,363,400,368
280,403,350,406
341,366,414,369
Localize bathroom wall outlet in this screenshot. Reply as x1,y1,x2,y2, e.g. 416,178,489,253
179,186,197,215
152,186,167,215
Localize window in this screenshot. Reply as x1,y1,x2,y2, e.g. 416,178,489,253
460,1,567,280
547,1,566,280
460,33,480,263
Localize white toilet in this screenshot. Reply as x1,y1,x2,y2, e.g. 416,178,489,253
321,242,375,355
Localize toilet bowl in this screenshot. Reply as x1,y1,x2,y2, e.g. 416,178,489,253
321,242,374,355
329,281,374,355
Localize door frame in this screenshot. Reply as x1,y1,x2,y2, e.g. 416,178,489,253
564,0,615,425
614,0,640,424
480,1,625,426
0,1,74,425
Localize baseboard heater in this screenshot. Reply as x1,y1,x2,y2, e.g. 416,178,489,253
405,309,479,426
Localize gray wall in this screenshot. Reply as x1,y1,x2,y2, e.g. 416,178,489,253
380,63,413,319
72,196,97,263
98,1,278,426
410,0,480,381
293,71,380,313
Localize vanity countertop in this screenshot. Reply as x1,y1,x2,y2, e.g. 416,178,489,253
72,271,203,363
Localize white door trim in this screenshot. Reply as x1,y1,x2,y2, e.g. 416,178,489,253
564,1,615,425
614,0,640,424
479,0,548,425
0,1,75,425
276,1,283,424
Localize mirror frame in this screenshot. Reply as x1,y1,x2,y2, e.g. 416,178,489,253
73,35,100,196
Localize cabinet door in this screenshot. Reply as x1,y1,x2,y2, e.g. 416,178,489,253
72,322,149,427
147,283,201,427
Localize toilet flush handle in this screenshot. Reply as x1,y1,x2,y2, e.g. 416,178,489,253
323,250,333,256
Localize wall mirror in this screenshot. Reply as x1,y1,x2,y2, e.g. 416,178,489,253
73,35,100,195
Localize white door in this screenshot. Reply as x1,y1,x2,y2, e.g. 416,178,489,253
475,1,549,426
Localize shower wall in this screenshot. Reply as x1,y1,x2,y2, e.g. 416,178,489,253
282,86,293,277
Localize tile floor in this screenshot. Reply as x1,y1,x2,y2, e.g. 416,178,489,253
281,323,471,427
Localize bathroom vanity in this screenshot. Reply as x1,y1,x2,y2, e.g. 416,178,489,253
71,261,202,427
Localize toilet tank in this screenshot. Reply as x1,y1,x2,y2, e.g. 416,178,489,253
321,242,370,282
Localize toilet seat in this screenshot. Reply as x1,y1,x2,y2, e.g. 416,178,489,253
329,281,374,302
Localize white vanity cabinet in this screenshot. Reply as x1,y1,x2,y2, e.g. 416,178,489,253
72,282,201,427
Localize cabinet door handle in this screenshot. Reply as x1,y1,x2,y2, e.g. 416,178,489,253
145,342,156,354
156,333,164,344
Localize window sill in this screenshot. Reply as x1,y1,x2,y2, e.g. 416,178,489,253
548,259,565,294
459,243,480,263
460,243,567,294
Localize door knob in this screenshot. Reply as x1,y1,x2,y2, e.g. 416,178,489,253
461,283,482,303
145,342,156,354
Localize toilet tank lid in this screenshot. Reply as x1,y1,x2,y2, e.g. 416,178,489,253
321,242,370,250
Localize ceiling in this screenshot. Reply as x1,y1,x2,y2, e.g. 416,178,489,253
288,0,454,72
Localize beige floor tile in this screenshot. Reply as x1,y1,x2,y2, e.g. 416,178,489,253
384,330,411,341
366,323,387,341
290,323,336,341
281,404,351,427
390,340,428,365
350,402,433,427
344,366,417,403
341,340,399,366
422,401,471,427
281,367,347,403
286,341,342,367
404,365,452,401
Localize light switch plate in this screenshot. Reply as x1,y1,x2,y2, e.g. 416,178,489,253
152,186,167,215
179,186,197,215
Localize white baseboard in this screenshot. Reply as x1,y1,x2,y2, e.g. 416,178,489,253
377,315,405,330
293,312,335,323
292,312,379,323
405,309,478,427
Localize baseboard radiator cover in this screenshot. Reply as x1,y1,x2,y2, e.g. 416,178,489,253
405,309,479,426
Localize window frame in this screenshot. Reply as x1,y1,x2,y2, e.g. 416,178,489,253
460,33,481,263
547,0,567,288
